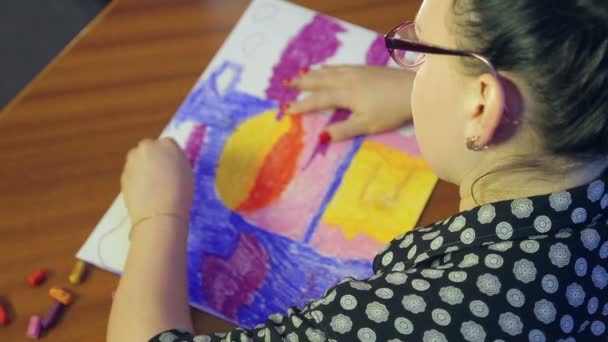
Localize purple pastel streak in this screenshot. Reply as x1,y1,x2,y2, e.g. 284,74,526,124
301,109,352,170
267,15,346,119
366,35,391,66
184,124,207,167
201,233,270,321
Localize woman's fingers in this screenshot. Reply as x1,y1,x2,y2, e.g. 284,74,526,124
290,66,350,91
289,90,348,114
325,116,369,142
286,66,358,114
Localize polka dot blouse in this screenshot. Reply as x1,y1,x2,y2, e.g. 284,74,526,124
151,176,608,341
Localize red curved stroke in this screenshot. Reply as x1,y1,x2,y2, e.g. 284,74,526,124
237,115,304,212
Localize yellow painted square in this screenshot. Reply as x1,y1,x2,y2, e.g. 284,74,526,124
321,141,438,243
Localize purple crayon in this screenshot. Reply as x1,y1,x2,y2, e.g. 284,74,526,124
41,301,64,329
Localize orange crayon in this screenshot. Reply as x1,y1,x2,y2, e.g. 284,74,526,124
49,287,73,305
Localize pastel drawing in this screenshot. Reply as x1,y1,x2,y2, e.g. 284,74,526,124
80,3,437,330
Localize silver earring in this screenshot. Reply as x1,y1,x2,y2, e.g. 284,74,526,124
503,117,522,126
466,136,488,151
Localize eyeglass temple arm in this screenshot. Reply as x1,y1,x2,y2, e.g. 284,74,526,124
385,37,507,113
385,38,467,57
385,38,498,75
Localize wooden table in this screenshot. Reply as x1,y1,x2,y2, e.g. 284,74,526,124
0,0,458,340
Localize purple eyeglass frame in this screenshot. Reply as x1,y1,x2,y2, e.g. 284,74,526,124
384,21,498,77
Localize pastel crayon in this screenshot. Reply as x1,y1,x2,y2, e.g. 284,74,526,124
26,315,42,339
0,301,9,326
27,269,46,287
41,301,64,329
49,287,73,305
69,260,87,285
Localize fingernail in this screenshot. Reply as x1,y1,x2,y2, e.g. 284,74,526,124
282,77,292,86
318,131,332,144
299,67,310,76
280,103,291,112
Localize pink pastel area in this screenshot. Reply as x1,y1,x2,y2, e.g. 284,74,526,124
240,114,353,241
367,129,421,156
311,222,387,260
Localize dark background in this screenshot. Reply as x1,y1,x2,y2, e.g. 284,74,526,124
0,0,110,109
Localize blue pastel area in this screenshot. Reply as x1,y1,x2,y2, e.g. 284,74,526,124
172,62,268,129
178,61,373,328
303,136,365,243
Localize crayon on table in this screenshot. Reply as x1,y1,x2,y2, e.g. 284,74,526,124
41,301,64,329
69,260,87,285
49,287,73,305
27,269,46,287
0,301,9,326
26,315,42,339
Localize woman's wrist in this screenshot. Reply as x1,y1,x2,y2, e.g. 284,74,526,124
129,213,189,242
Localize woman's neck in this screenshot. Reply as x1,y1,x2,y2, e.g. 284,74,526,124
458,158,608,211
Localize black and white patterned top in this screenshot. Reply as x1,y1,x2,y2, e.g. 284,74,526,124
151,173,608,342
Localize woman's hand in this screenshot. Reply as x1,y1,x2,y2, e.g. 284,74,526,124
121,138,194,223
111,138,195,342
288,65,415,141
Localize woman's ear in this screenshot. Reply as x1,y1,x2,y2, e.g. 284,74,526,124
463,73,506,148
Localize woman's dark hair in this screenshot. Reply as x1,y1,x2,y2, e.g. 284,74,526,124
451,0,608,203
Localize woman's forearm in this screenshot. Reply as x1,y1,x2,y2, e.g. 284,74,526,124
108,217,194,342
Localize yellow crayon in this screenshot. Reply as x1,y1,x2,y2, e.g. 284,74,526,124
69,260,87,285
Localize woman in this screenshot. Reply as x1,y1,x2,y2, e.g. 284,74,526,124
109,0,608,340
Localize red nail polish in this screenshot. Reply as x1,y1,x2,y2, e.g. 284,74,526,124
299,67,310,75
318,131,332,144
282,77,292,86
280,103,291,112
